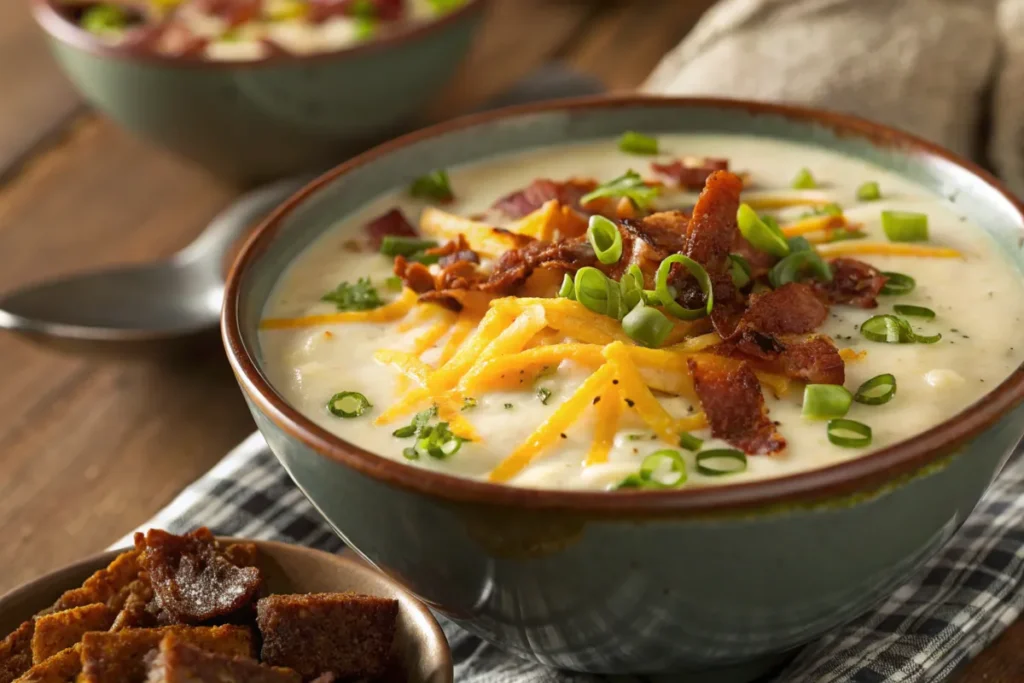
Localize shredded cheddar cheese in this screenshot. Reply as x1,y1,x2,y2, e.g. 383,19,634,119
509,200,560,241
260,288,417,330
816,242,963,259
411,316,456,356
755,372,791,398
489,363,617,482
743,195,833,211
420,207,521,258
781,214,846,237
438,314,477,366
586,383,621,466
840,348,867,362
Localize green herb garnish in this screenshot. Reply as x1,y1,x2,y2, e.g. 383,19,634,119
322,277,384,311
580,170,660,210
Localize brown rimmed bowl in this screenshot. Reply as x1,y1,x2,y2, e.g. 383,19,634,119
221,96,1024,680
0,537,453,683
30,0,487,184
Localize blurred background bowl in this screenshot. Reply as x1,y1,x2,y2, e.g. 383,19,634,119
30,0,486,185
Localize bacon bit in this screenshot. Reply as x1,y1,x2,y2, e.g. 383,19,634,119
394,256,434,293
491,178,598,220
473,237,596,295
731,233,777,278
731,283,829,338
436,260,484,291
615,196,637,220
687,355,785,455
812,258,887,308
366,208,417,249
685,170,743,272
721,334,845,385
651,157,730,190
426,235,480,267
193,0,261,26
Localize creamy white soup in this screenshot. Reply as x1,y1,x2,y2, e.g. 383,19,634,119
260,134,1024,491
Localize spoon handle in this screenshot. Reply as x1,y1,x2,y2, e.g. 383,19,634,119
174,175,315,269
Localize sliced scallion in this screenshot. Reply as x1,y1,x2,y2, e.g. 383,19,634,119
856,181,881,201
574,267,611,316
81,4,129,33
880,272,916,295
678,432,704,451
587,215,624,264
558,273,575,299
580,170,660,210
860,314,941,344
409,169,454,202
384,275,403,291
769,249,833,288
737,203,789,257
379,235,439,257
639,449,688,488
728,253,752,288
893,304,935,320
854,374,896,405
618,131,659,155
327,391,372,418
827,418,872,448
695,449,748,476
882,210,929,242
620,264,645,310
802,384,853,420
792,167,817,189
622,302,674,348
537,387,552,405
655,254,714,320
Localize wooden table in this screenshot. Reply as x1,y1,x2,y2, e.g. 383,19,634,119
0,1,1019,680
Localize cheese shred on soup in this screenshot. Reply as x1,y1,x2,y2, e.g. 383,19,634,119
260,135,1024,491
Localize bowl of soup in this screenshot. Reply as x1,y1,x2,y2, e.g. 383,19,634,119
30,0,486,183
222,96,1024,678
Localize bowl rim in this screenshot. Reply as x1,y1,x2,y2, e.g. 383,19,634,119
0,537,453,683
29,0,486,69
222,94,1024,514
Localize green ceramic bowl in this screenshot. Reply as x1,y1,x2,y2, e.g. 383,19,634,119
222,97,1024,680
30,0,486,184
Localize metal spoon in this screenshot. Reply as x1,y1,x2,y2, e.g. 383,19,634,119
0,176,309,358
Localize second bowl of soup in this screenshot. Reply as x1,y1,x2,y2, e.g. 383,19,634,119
223,97,1024,678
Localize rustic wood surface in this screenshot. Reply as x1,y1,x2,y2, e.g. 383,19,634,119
0,1,1019,680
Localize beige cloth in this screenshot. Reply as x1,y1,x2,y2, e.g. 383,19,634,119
643,0,1024,196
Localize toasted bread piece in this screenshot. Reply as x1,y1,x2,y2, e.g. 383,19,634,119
13,644,81,683
80,625,252,683
52,552,142,613
31,605,116,664
146,634,299,683
221,543,259,569
135,529,262,624
256,593,398,679
0,622,35,683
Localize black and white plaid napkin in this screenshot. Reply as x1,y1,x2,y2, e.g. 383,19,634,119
120,432,1024,683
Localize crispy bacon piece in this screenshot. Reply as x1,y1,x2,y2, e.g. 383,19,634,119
426,235,480,267
731,233,777,279
193,0,261,26
731,283,829,338
813,258,887,308
393,256,435,293
687,355,785,455
477,238,595,294
490,179,598,220
651,157,729,190
720,334,845,385
685,170,743,272
365,209,417,249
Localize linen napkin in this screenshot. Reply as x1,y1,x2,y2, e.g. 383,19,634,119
122,434,1024,683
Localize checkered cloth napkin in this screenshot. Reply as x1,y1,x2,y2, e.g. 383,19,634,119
121,432,1024,683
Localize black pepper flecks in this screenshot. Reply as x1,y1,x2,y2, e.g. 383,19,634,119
560,433,568,439
625,398,636,408
504,403,514,409
592,396,601,405
612,379,620,385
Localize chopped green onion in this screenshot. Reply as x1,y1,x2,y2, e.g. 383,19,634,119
913,330,943,344
504,403,514,410
558,274,575,299
695,449,748,476
737,204,789,257
407,252,440,265
348,0,376,15
537,387,552,405
882,210,929,242
880,272,915,295
327,392,372,418
655,254,714,320
81,3,129,33
379,235,439,257
384,276,403,291
461,397,478,411
854,374,896,405
728,254,752,288
618,131,659,155
638,450,688,488
856,181,881,201
393,406,437,439
826,418,872,448
605,278,625,320
409,169,454,202
827,228,868,242
678,432,704,451
787,236,813,253
574,267,611,316
621,302,674,348
821,202,843,217
620,264,645,310
353,15,376,39
580,170,660,210
587,215,624,264
615,474,647,490
402,447,419,460
860,314,915,343
792,167,817,189
321,277,383,311
769,249,833,288
802,384,853,420
427,0,466,13
415,422,465,459
627,433,655,441
893,304,935,320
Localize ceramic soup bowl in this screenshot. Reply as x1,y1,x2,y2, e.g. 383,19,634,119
30,0,486,184
222,97,1024,679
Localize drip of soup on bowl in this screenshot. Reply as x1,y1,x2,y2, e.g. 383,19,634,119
67,0,468,61
258,133,1024,492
